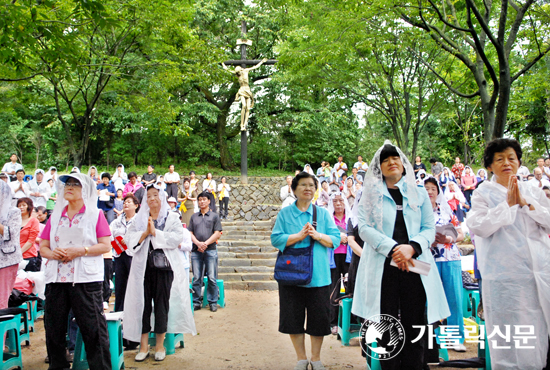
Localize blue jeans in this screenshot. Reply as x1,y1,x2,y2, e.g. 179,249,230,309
191,249,218,305
436,260,465,343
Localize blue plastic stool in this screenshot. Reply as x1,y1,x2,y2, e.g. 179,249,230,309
17,303,30,346
0,314,23,370
72,313,125,370
337,298,361,346
462,287,480,318
148,333,184,355
476,316,492,370
365,342,382,370
34,299,44,319
201,277,225,308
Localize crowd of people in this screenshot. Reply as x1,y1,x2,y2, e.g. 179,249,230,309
274,144,550,370
2,144,550,369
0,161,231,367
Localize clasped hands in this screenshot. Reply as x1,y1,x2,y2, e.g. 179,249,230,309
298,222,322,242
196,241,208,253
143,216,157,238
52,247,84,263
391,244,416,272
507,175,528,208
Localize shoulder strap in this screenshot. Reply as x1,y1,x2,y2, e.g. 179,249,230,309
312,204,317,230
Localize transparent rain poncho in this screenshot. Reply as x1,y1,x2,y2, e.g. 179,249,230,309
467,179,550,369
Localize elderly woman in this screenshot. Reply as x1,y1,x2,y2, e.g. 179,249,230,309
467,138,550,369
352,142,449,369
17,197,41,271
439,167,455,193
0,181,23,309
29,169,50,208
124,184,196,362
446,181,467,222
476,168,487,185
424,177,466,352
123,171,143,198
461,166,477,205
271,172,341,370
111,194,139,312
178,178,197,226
39,173,112,370
281,175,297,209
112,164,127,191
326,192,352,335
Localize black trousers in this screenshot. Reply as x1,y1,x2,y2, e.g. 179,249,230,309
380,258,427,370
142,265,174,334
114,252,132,312
103,258,113,303
166,183,178,199
330,253,349,326
44,282,111,370
219,197,229,218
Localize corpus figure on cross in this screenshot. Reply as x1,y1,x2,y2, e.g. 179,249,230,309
222,57,267,131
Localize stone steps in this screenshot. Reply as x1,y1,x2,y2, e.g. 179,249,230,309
211,219,278,290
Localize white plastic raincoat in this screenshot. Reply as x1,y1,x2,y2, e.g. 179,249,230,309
123,186,196,342
467,180,550,369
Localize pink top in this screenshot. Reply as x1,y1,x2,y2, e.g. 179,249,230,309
461,174,477,190
333,215,347,254
123,181,143,197
40,205,111,240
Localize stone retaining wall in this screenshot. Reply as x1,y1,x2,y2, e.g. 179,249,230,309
185,176,287,221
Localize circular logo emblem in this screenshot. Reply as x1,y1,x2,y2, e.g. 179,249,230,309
360,314,405,360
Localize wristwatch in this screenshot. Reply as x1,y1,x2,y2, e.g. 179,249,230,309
84,247,89,256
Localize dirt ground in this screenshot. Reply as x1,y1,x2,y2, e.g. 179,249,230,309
22,290,476,370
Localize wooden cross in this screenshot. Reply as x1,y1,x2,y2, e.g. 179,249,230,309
223,21,277,185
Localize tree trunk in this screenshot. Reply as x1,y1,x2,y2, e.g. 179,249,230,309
216,114,235,170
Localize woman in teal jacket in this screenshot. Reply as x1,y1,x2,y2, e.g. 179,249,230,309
352,142,449,369
271,172,341,370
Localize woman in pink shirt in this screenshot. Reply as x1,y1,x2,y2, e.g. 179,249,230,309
123,171,144,197
461,166,477,206
326,192,352,335
17,197,41,271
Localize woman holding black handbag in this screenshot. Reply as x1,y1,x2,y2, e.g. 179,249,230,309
271,172,340,370
123,184,196,362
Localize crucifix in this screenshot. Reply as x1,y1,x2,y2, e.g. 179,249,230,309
222,21,277,184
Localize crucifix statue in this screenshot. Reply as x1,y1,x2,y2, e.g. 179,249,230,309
222,57,268,131
222,21,277,184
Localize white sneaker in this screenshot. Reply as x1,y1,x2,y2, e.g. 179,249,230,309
154,350,166,361
134,351,149,362
452,343,467,352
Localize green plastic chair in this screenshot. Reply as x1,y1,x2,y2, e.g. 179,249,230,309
201,277,225,308
336,298,361,346
0,314,23,370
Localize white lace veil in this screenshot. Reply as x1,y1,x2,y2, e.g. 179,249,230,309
424,176,453,223
30,169,45,186
49,173,99,250
359,140,419,232
71,167,81,173
87,166,98,178
0,180,15,224
303,164,315,176
326,191,352,227
350,188,363,228
44,167,57,182
134,184,169,232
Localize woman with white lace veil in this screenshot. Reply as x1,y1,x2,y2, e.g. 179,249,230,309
123,184,196,362
424,177,466,352
0,180,23,309
112,164,127,191
39,173,112,369
351,141,449,368
326,191,352,334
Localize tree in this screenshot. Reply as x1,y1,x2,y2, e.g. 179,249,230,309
399,0,550,140
0,0,196,167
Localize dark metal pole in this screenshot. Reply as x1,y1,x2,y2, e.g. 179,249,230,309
240,20,248,185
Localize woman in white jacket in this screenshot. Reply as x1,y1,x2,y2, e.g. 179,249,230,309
467,138,550,370
123,184,196,362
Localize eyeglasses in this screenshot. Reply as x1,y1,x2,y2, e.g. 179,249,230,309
65,181,82,188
